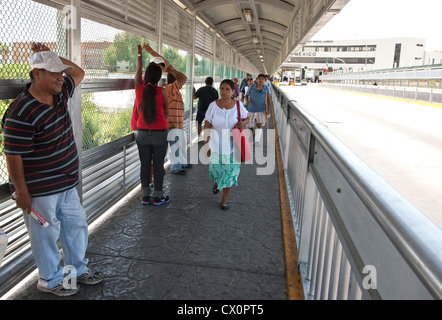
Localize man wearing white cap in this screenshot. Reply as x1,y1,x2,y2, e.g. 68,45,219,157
1,43,103,296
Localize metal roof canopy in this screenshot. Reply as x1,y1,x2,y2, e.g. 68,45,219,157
35,0,350,75
179,0,351,74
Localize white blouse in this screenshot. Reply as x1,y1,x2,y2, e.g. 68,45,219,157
204,100,248,155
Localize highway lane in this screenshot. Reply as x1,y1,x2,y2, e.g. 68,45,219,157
280,84,442,228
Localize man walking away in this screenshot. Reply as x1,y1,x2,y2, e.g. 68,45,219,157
194,77,219,140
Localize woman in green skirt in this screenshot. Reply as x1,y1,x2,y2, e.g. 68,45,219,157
203,79,249,210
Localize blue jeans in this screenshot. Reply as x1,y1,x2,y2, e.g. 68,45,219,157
23,188,89,289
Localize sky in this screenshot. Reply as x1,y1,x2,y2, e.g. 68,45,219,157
311,0,442,51
1,0,440,52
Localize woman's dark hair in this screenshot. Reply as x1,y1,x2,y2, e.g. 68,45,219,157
220,79,235,90
139,62,163,125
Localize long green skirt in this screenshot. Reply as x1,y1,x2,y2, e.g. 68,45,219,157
209,152,241,191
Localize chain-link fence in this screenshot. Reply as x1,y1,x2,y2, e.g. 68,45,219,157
0,0,71,291
0,0,148,180
0,0,68,79
0,99,13,184
0,0,68,183
80,18,156,151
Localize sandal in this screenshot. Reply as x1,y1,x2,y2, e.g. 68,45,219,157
212,184,220,195
219,203,229,210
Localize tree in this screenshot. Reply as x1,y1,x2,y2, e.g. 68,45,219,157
103,45,116,71
0,43,10,63
103,32,152,72
163,46,187,73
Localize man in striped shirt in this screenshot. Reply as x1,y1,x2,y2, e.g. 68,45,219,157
1,43,103,296
165,66,193,174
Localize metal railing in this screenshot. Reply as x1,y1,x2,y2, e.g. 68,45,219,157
319,64,442,103
318,83,442,104
272,85,442,299
321,64,442,82
0,133,140,297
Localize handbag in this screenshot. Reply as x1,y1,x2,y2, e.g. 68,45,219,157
231,100,252,163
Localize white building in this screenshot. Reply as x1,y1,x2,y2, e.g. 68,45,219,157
281,37,442,81
425,50,442,66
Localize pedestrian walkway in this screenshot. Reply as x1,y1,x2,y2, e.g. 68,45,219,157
11,119,293,300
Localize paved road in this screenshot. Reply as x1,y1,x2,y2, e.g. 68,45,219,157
280,84,442,228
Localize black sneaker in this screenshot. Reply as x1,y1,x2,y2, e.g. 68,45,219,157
141,196,151,205
153,196,170,206
171,169,186,175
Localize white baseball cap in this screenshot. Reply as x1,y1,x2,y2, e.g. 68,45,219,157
151,56,165,65
29,51,74,73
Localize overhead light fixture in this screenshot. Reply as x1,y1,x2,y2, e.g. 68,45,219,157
243,9,252,22
252,36,259,44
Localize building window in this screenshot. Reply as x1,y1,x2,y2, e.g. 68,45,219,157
303,46,316,52
394,43,402,68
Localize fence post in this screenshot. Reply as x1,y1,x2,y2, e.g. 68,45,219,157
67,0,83,202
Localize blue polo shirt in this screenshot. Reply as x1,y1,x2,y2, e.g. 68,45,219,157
246,84,271,113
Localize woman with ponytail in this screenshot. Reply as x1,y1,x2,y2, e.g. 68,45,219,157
132,45,170,206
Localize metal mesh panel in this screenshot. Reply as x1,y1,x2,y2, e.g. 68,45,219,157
81,19,121,78
0,0,68,79
80,18,155,151
194,54,213,78
215,62,224,79
225,65,231,78
0,0,70,295
0,99,13,184
81,91,133,150
0,0,68,182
